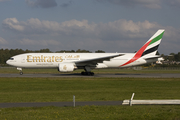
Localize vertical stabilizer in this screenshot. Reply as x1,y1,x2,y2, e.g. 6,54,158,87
141,29,165,57
134,29,165,58
121,29,165,67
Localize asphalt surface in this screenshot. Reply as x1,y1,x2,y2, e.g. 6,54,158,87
0,73,180,78
0,101,123,108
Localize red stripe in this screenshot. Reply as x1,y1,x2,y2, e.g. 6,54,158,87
120,40,152,67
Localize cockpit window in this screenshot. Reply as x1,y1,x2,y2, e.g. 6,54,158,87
9,58,14,60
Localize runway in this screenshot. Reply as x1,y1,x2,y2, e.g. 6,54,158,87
0,73,180,78
0,101,123,108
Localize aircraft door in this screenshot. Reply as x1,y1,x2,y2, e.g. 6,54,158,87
21,56,25,63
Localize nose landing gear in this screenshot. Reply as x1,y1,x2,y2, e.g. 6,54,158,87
20,71,23,75
17,67,23,75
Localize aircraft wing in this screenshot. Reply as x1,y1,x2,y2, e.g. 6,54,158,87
75,54,123,65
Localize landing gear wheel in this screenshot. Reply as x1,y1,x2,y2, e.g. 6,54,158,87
88,72,94,76
20,71,23,75
81,71,85,75
81,71,94,76
90,72,94,76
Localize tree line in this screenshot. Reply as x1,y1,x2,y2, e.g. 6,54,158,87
161,52,180,62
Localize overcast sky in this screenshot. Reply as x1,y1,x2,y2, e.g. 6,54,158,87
0,0,180,54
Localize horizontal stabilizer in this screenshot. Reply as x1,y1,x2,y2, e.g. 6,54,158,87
143,55,161,60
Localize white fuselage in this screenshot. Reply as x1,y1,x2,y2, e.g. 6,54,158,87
6,53,153,69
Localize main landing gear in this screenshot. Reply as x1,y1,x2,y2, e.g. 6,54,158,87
81,71,94,76
17,67,23,75
81,66,94,76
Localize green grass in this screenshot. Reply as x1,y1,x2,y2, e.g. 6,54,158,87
1,105,180,120
0,77,180,103
1,77,180,119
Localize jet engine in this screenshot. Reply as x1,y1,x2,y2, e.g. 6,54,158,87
58,63,76,72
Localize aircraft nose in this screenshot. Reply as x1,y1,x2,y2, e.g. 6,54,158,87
6,60,10,65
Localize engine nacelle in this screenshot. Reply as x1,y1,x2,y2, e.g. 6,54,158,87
58,63,76,72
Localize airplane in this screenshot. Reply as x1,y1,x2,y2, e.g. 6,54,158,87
6,29,165,76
